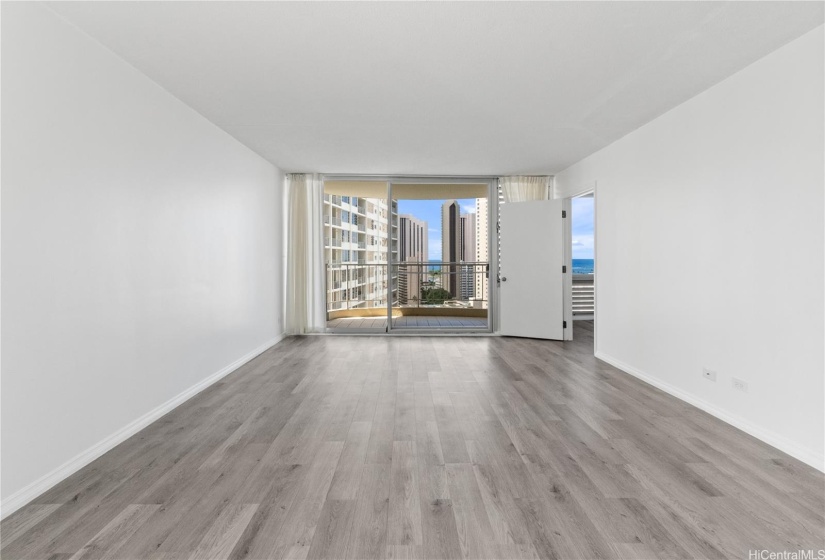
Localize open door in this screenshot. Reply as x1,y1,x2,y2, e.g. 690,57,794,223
499,199,565,340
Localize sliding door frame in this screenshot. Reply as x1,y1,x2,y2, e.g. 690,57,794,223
321,175,499,335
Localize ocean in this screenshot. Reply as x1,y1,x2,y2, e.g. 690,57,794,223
572,259,594,274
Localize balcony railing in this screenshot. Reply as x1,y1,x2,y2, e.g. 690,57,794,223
572,274,594,316
325,262,489,314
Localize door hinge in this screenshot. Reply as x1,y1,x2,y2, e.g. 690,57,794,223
563,321,568,329
562,210,567,218
562,265,567,273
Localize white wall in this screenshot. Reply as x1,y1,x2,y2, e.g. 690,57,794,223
556,26,824,470
1,3,284,512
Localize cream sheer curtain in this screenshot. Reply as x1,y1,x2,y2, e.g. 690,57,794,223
285,173,326,334
499,176,552,202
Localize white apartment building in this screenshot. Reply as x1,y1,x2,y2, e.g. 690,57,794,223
323,194,398,310
398,214,428,305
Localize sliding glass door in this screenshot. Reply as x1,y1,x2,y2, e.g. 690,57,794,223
322,178,495,334
387,180,492,333
323,182,392,333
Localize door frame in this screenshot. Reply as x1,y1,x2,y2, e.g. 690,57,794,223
321,180,391,335
321,175,498,335
563,185,597,345
562,196,573,341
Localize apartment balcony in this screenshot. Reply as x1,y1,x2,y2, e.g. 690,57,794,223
326,262,489,332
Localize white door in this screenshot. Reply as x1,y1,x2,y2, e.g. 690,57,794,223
499,199,565,340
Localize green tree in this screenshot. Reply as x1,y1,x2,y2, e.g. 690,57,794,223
421,287,452,305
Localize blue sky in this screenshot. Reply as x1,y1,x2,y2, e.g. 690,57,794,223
572,197,594,259
397,198,475,260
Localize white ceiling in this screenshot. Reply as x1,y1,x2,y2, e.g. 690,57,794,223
48,2,823,175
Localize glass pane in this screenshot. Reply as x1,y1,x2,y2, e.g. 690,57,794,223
323,186,391,332
390,190,489,331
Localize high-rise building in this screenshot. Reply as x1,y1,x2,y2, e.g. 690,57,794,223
442,200,479,301
459,213,476,300
441,200,461,297
475,197,489,307
461,213,475,265
399,214,428,263
323,195,398,310
398,214,428,305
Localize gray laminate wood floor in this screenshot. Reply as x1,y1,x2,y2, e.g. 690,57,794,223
3,322,823,559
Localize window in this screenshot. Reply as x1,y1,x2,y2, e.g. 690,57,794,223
352,214,358,225
342,196,350,203
342,211,350,223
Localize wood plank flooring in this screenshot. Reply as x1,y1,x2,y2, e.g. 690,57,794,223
3,321,823,559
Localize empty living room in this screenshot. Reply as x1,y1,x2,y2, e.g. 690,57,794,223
1,2,823,559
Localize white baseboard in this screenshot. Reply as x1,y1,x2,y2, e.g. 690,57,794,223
1,334,285,519
594,350,825,473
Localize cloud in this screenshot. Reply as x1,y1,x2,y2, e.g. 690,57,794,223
428,228,439,233
572,235,594,259
462,206,477,214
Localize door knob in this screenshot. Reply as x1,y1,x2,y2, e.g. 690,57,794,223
501,277,507,282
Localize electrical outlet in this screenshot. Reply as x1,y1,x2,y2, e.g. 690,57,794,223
703,367,717,382
732,378,748,393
